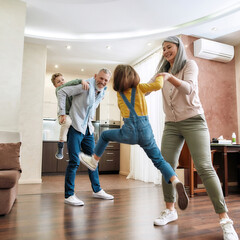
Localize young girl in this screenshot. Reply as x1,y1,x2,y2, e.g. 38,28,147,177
80,64,189,210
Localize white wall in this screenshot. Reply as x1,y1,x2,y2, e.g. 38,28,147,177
19,42,47,184
0,0,26,131
120,143,131,176
99,80,120,122
0,0,46,184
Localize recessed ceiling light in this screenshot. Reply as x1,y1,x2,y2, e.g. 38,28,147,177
54,64,59,68
81,68,84,72
106,45,111,50
66,45,71,49
211,27,217,31
147,42,152,46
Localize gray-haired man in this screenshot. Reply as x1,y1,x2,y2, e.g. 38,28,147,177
57,68,114,206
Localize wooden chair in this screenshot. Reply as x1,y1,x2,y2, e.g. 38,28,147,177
178,142,218,197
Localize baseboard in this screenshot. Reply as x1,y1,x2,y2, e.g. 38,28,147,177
119,171,129,176
19,179,42,184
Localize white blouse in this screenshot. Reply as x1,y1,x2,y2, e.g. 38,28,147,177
150,60,204,122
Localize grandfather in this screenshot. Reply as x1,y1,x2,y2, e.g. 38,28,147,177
57,68,113,206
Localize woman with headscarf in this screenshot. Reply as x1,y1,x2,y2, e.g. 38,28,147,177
150,36,238,240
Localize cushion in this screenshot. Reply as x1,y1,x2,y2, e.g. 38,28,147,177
0,170,21,188
0,142,22,172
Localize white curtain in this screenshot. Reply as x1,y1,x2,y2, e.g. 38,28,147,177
127,51,165,184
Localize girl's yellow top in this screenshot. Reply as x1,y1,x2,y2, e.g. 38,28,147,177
117,76,163,118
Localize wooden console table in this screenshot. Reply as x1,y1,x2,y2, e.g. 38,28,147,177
211,143,240,196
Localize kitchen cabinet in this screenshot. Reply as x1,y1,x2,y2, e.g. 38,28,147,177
42,141,120,174
42,141,88,174
42,141,58,173
99,142,120,173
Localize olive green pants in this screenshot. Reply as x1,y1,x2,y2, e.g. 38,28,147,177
161,114,227,214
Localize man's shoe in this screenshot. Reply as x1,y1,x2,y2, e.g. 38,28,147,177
64,194,84,206
154,209,178,226
55,142,64,160
79,152,98,171
93,189,114,200
220,218,239,240
176,182,189,210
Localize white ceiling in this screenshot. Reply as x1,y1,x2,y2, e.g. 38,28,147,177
22,0,240,76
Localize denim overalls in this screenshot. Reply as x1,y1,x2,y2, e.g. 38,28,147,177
94,87,176,183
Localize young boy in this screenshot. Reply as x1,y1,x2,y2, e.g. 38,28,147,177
51,73,89,159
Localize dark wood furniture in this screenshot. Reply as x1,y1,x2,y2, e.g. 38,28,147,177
42,141,120,174
42,141,88,174
178,142,217,197
99,142,120,173
210,143,240,196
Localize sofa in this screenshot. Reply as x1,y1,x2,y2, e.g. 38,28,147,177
0,131,22,215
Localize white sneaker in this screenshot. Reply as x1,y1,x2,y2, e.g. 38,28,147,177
220,218,239,240
154,209,178,226
93,189,114,200
64,194,84,206
79,152,98,171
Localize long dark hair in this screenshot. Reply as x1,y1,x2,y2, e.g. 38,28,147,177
113,64,140,92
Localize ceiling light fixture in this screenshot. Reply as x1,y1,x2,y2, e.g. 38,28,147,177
147,42,152,46
81,68,84,72
54,65,59,68
66,45,71,49
106,46,111,50
211,27,217,31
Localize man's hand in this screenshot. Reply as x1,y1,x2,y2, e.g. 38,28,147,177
82,79,90,90
59,115,67,124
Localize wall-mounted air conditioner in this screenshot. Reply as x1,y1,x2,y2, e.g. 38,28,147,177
193,38,234,63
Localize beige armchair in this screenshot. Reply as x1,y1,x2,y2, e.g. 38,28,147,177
0,131,22,215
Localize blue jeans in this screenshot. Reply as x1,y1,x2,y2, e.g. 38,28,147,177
94,116,176,183
65,126,101,198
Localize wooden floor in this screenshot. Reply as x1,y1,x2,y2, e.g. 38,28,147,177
1,174,240,240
